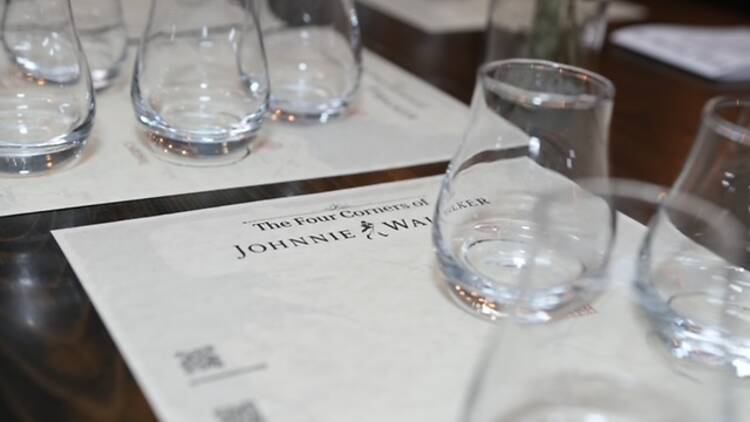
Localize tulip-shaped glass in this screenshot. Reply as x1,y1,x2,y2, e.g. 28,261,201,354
258,0,361,123
0,0,95,175
645,96,750,376
433,59,614,323
132,0,269,165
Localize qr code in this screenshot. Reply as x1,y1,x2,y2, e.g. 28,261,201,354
214,401,264,422
175,345,224,374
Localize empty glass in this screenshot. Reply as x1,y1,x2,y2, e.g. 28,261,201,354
433,59,614,323
485,0,609,69
71,0,128,90
257,0,362,123
648,96,750,376
465,298,735,422
463,179,745,422
132,0,269,165
0,0,95,175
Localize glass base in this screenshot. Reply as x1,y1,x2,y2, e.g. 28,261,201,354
494,401,669,422
649,314,750,378
91,67,122,91
498,406,656,422
438,237,598,324
446,282,509,321
468,373,693,422
0,123,90,176
638,280,750,377
0,143,86,176
269,99,351,124
143,131,253,167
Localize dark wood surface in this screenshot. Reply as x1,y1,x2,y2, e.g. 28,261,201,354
1,0,749,420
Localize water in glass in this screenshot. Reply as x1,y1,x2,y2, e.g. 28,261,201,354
434,59,615,322
0,0,95,175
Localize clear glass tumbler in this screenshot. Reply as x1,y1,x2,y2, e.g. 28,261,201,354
0,0,95,175
257,0,362,123
646,96,750,376
463,179,745,422
485,0,609,69
132,0,269,165
433,59,615,323
71,0,128,90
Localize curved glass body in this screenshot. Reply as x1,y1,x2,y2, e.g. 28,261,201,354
132,0,269,165
258,0,362,123
0,0,95,175
661,97,750,376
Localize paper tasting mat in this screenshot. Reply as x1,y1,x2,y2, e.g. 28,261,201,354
54,174,652,422
0,50,468,217
356,0,648,34
54,177,489,421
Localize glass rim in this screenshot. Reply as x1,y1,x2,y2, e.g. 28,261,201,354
477,58,616,101
702,96,750,145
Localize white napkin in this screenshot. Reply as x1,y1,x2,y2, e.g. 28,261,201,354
611,24,750,81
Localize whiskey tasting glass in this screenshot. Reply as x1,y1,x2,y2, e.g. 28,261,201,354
485,0,609,69
643,96,750,376
0,0,95,175
463,179,746,422
257,0,362,123
71,0,128,90
433,59,614,323
464,290,737,422
132,0,269,165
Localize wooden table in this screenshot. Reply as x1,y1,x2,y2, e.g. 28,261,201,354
1,1,749,420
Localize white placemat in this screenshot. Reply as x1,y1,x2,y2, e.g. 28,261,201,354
356,0,649,34
54,176,487,422
0,49,468,217
53,174,651,422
